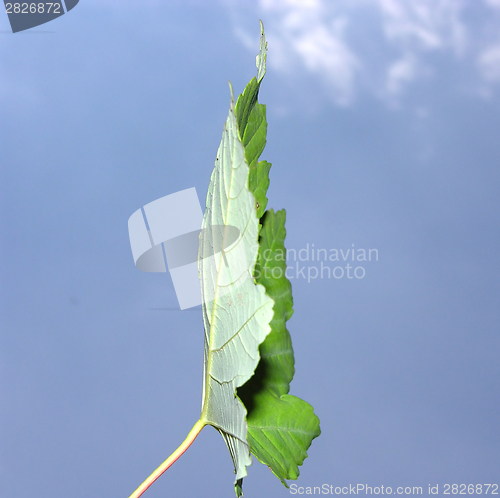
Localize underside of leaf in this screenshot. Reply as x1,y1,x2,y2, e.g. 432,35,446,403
198,82,274,485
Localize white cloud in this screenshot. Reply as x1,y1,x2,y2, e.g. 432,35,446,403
249,0,360,106
376,0,468,100
228,0,500,108
281,18,359,106
479,44,500,82
377,0,467,54
483,0,500,8
386,53,418,95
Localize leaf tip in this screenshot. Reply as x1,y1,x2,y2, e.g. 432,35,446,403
228,80,235,106
256,20,267,82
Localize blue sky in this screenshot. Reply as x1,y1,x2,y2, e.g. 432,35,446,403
1,1,499,497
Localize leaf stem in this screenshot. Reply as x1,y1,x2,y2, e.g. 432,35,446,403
128,419,205,498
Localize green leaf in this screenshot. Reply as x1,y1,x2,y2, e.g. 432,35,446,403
243,209,294,398
234,22,321,490
235,21,270,219
245,391,321,482
197,19,321,495
238,209,321,486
